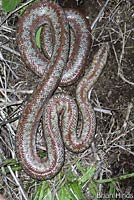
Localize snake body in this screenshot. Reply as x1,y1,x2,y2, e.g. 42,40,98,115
16,1,109,180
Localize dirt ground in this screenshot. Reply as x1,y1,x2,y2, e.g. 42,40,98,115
0,0,134,199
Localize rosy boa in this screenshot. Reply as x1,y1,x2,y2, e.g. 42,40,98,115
16,1,109,180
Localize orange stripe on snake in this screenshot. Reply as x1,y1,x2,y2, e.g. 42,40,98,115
16,1,109,180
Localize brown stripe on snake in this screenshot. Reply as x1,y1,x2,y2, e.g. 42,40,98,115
16,1,109,180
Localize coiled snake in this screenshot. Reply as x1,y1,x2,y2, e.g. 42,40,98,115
16,1,109,180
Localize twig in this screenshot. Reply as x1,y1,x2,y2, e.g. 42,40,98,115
0,88,33,94
0,45,20,56
91,0,110,30
7,165,29,200
0,109,16,136
0,100,23,108
111,144,134,156
109,22,134,85
0,25,14,33
122,102,133,131
94,107,112,115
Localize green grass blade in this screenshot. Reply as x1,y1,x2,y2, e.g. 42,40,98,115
79,165,96,183
95,173,134,183
33,181,51,200
88,181,98,200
